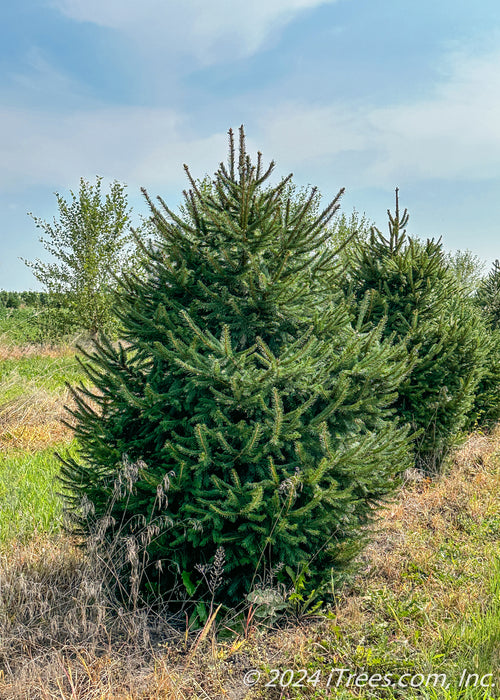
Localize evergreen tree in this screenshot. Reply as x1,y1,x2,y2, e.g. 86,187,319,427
477,260,500,330
5,292,21,309
61,129,411,607
467,328,500,429
468,260,500,429
346,190,487,472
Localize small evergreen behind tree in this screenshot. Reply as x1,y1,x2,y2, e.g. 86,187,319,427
469,260,500,428
477,260,500,330
60,129,411,608
346,190,487,472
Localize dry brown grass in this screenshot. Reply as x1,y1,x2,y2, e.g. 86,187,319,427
0,429,499,699
0,341,104,452
0,387,73,451
0,341,78,451
0,534,260,699
0,343,74,362
360,427,500,591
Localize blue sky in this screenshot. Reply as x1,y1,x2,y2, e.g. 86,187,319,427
1,0,500,289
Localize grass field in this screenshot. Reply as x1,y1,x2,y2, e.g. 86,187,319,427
0,338,499,699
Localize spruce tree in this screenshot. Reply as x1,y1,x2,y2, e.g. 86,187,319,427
469,260,500,428
477,260,500,330
61,129,411,607
346,191,487,471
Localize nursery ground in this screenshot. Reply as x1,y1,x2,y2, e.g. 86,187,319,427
0,340,499,699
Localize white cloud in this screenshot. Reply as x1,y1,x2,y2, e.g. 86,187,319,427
0,106,227,190
10,47,75,96
371,50,500,182
49,0,340,64
257,47,500,186
3,44,500,196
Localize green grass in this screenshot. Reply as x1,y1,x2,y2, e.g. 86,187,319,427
0,354,86,401
328,560,500,699
350,560,500,698
0,442,77,544
429,560,500,699
0,347,84,545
